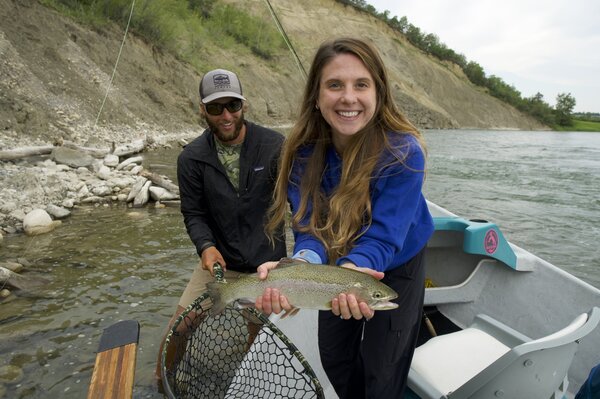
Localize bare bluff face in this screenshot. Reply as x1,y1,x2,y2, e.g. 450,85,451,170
0,0,545,151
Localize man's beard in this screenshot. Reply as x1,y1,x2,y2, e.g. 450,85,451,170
205,114,245,143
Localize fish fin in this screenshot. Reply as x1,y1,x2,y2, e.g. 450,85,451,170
280,307,300,319
277,257,304,268
206,281,227,315
233,298,255,309
277,257,295,265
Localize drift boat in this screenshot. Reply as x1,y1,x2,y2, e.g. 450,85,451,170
272,201,600,398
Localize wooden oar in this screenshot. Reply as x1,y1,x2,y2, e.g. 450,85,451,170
88,320,140,399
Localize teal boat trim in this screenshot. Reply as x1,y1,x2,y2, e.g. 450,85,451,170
433,217,518,269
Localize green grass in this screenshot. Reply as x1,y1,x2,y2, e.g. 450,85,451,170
40,0,286,67
555,119,600,132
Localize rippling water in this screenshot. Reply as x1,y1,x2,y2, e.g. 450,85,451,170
0,129,598,398
422,130,600,288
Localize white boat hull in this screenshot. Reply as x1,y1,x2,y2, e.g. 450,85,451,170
272,201,600,397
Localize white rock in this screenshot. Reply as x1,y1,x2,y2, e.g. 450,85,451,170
62,199,75,208
81,196,105,204
46,204,71,219
0,201,17,214
149,186,178,201
103,154,119,167
77,184,90,198
116,156,143,171
133,181,151,208
23,209,61,236
90,184,112,197
97,165,112,180
109,177,134,189
129,165,143,175
127,176,148,202
8,209,26,222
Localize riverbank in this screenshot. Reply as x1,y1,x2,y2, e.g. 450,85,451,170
555,119,600,132
0,125,197,240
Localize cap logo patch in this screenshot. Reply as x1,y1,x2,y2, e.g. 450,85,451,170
213,74,231,89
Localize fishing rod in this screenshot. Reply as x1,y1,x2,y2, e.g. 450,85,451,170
263,0,308,81
94,0,136,129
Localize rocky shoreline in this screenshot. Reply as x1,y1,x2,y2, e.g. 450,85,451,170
0,125,198,241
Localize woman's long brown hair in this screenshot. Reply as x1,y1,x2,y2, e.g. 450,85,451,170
266,37,426,262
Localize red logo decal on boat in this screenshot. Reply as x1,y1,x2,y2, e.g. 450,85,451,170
484,229,498,254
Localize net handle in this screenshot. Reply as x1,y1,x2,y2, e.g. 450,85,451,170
213,263,225,282
160,292,211,399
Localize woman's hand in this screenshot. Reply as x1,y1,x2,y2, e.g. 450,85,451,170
333,263,384,320
340,262,384,280
256,260,279,279
254,260,296,316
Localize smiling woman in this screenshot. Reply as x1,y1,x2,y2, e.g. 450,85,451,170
257,37,435,399
317,53,376,150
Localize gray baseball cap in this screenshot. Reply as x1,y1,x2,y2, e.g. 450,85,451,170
199,69,246,104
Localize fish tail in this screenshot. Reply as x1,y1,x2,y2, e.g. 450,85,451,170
206,281,227,315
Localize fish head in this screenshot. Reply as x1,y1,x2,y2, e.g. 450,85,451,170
349,280,399,310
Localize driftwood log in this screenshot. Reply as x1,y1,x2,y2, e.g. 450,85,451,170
0,138,148,162
139,169,179,194
54,138,112,158
0,146,54,161
113,139,146,157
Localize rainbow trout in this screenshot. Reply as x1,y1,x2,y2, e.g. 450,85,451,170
206,260,398,314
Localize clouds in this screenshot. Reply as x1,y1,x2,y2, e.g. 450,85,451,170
368,0,600,112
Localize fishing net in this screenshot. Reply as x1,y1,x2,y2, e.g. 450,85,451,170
160,272,324,399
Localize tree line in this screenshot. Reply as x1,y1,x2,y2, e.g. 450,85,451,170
336,0,577,127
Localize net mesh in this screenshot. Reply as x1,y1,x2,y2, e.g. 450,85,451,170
161,293,324,399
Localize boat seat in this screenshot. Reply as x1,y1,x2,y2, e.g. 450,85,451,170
408,307,600,399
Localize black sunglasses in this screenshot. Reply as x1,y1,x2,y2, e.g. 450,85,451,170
205,99,243,116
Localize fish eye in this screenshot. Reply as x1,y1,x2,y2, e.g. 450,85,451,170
373,291,382,299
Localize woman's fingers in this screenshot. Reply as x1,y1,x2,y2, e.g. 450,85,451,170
331,297,341,316
279,294,293,312
346,294,364,320
255,292,264,312
255,287,293,316
340,263,384,280
359,301,374,320
269,288,282,314
337,293,350,319
256,261,279,280
358,267,384,280
334,293,374,320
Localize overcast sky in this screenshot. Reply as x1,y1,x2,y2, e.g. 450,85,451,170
368,0,600,112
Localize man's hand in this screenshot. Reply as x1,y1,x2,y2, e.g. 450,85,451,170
201,246,225,276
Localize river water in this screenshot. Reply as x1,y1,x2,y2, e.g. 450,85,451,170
0,129,598,398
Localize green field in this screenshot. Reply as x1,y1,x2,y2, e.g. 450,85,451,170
555,119,600,132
